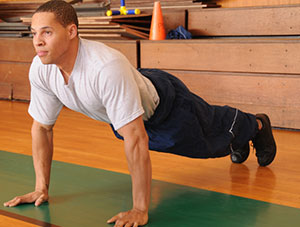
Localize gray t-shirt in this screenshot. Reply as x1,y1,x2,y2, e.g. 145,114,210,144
28,38,159,130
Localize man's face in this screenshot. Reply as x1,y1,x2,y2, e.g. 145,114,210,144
31,12,72,65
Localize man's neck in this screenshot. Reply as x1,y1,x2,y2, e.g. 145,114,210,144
57,37,79,84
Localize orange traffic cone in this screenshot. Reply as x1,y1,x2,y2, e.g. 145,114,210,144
149,1,166,40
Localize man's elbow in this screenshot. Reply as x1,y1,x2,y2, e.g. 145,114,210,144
135,132,149,155
128,133,150,163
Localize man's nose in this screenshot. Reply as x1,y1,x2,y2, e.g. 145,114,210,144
33,34,45,47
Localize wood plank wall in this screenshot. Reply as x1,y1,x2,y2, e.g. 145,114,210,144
0,38,34,100
141,39,300,74
140,39,300,129
0,83,12,99
188,5,300,36
140,4,300,129
0,38,138,100
219,0,300,7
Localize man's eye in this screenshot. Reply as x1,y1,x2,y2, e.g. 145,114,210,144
32,32,36,36
45,31,52,35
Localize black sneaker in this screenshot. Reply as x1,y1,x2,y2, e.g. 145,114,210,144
230,143,250,164
252,114,277,166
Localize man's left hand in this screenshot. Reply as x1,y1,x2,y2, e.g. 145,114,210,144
107,208,148,227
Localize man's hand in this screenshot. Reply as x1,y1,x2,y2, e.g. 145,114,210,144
107,208,148,227
3,191,48,207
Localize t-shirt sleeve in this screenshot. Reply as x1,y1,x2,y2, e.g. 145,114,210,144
99,58,144,131
28,59,63,125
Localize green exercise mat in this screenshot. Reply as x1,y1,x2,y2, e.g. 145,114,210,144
1,150,299,227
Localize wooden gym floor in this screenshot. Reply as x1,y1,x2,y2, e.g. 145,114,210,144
0,100,300,226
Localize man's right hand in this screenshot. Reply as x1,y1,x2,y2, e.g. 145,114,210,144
3,191,48,207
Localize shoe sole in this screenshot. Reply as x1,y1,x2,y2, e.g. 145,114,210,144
255,114,277,166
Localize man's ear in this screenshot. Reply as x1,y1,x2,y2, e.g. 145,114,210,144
68,24,78,39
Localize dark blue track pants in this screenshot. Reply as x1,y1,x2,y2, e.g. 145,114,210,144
111,69,258,159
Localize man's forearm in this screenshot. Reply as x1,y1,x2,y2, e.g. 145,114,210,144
31,122,54,192
124,136,152,212
131,150,152,212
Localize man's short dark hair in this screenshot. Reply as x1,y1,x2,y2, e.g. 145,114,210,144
35,0,79,29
